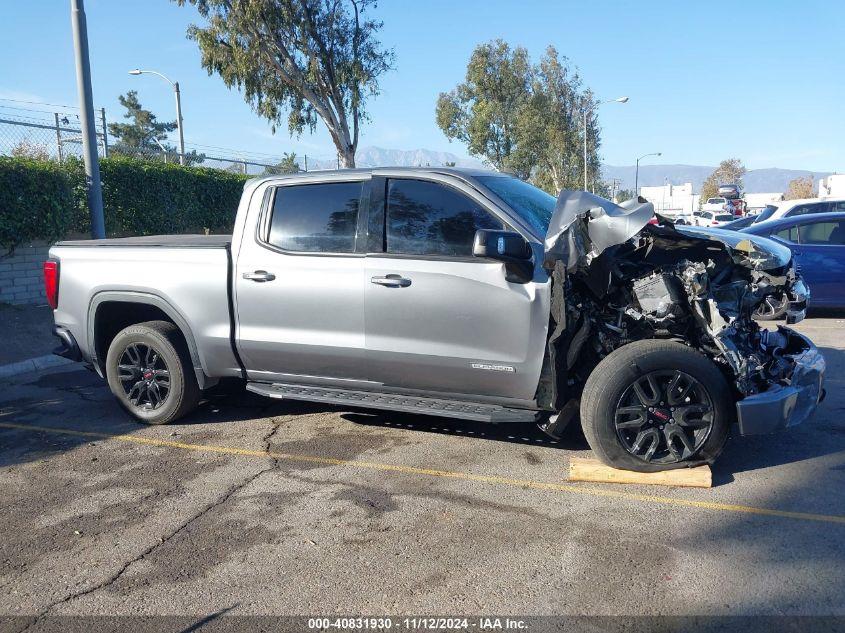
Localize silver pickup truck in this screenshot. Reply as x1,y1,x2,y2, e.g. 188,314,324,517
46,168,825,472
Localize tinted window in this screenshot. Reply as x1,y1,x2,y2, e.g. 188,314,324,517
476,175,555,235
754,206,777,223
268,182,360,253
787,202,828,217
386,179,502,256
800,221,845,245
829,201,845,212
774,226,799,242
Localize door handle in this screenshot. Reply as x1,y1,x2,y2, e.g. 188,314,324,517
370,274,412,288
243,270,276,282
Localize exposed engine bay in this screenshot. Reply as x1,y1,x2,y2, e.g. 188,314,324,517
537,191,819,419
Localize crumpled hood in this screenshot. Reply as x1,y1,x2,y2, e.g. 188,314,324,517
543,190,793,273
544,190,654,269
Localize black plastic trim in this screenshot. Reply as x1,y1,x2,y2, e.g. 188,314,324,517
52,326,82,362
225,244,248,381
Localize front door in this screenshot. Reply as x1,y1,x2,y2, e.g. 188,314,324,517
364,176,549,402
235,179,368,383
796,219,845,305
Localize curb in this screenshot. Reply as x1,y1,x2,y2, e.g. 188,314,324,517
0,354,75,380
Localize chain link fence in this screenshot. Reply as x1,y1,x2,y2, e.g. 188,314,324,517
0,101,314,176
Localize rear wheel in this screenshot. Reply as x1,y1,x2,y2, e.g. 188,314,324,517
580,339,732,472
105,320,200,425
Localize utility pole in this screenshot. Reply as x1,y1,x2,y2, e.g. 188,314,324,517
174,81,185,165
70,0,105,239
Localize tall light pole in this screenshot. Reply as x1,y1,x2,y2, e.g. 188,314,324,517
70,0,105,239
583,96,628,191
129,69,185,165
635,152,662,197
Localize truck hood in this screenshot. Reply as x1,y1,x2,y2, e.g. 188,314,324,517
543,190,792,273
543,190,654,269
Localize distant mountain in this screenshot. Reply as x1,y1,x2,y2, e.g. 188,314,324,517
309,146,484,170
311,147,832,195
601,164,834,194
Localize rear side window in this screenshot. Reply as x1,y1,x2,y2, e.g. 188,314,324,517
787,202,828,217
800,221,845,245
385,179,503,257
268,182,361,253
829,201,845,212
774,226,799,242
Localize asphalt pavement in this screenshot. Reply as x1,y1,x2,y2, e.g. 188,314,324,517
1,316,844,625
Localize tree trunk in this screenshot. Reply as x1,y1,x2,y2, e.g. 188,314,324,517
338,144,356,168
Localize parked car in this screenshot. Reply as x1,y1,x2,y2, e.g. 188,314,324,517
764,197,845,222
701,197,729,213
742,212,845,316
695,211,735,226
46,168,823,472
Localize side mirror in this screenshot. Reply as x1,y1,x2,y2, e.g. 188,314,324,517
473,230,531,260
473,229,533,283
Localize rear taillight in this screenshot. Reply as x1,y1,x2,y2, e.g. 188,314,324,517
43,260,59,309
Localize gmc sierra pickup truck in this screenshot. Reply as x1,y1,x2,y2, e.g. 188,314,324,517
46,168,825,472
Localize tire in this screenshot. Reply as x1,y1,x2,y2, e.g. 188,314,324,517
754,294,789,321
580,339,732,472
105,320,200,425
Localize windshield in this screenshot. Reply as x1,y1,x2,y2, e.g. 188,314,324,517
753,206,777,223
715,214,735,221
708,198,725,204
476,175,556,235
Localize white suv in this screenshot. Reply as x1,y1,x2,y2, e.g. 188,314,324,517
766,198,845,221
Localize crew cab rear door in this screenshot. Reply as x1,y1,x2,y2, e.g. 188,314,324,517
234,177,368,383
363,175,548,402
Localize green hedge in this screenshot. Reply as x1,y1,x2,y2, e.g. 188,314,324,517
0,155,250,251
0,157,76,250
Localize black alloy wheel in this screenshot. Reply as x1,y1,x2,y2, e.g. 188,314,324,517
117,342,171,410
613,370,714,464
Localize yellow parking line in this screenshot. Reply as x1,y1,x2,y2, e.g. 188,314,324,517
2,420,844,526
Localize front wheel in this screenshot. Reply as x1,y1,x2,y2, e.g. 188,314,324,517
105,320,200,425
580,339,732,472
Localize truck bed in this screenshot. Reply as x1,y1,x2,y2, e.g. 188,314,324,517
50,234,240,384
57,235,232,248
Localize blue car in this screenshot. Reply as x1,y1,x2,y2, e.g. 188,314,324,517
742,212,845,316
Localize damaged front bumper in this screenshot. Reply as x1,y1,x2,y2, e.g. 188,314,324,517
735,330,825,435
784,278,810,325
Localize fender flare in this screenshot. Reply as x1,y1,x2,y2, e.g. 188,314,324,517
87,290,212,389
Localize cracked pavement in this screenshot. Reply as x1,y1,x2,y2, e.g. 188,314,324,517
1,317,844,620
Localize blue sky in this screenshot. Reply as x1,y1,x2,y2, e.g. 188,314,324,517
1,0,842,170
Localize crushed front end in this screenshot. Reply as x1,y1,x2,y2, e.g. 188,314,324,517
539,191,825,436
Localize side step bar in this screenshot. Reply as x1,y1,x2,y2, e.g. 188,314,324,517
246,382,539,424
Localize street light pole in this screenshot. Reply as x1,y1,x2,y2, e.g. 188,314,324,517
634,152,662,197
70,0,105,239
129,69,185,165
583,96,628,191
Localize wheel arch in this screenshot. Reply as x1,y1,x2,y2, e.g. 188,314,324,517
87,291,212,389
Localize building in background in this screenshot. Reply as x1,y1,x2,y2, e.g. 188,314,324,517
819,174,845,199
744,192,784,212
639,182,699,220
